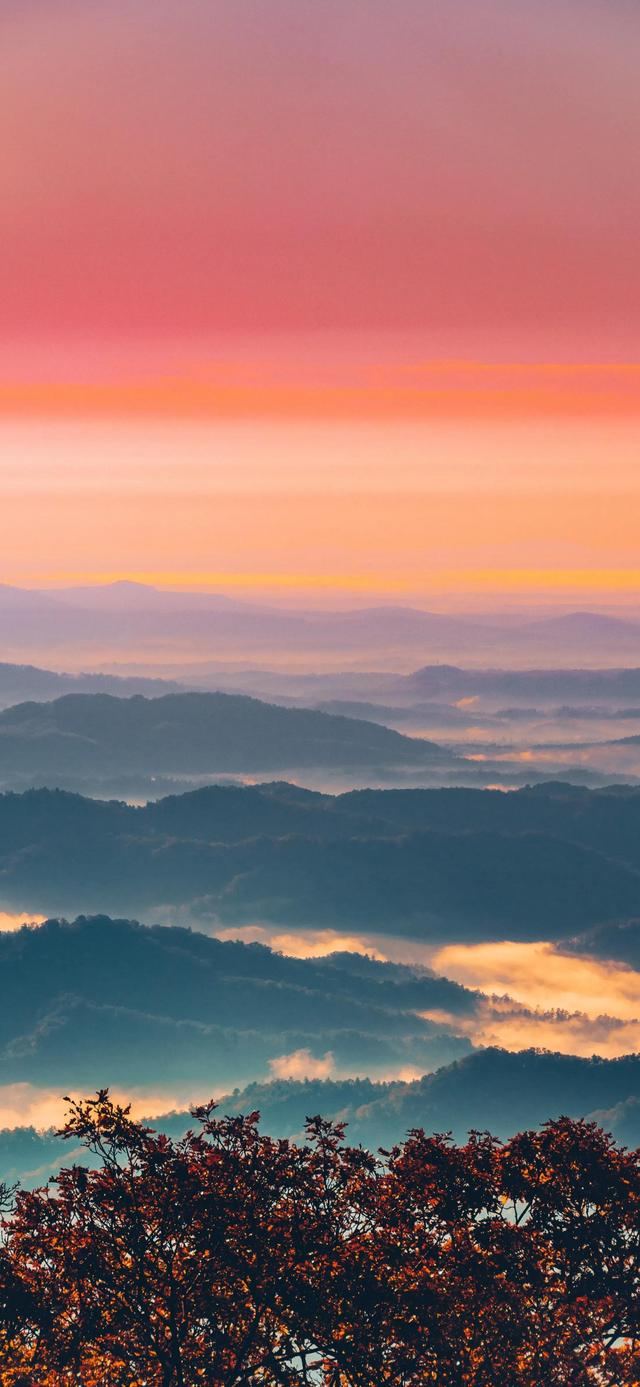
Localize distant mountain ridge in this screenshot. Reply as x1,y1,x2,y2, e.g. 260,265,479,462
0,660,181,709
1,582,640,663
404,664,640,701
0,582,252,614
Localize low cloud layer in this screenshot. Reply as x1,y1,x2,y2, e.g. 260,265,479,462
471,1002,640,1061
430,940,640,1021
214,926,640,1058
0,1083,224,1132
422,940,640,1059
268,1049,335,1081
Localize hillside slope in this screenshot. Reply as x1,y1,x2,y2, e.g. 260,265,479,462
0,916,472,1091
0,691,450,778
0,785,638,934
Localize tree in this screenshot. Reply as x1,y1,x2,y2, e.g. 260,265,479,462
0,1093,638,1385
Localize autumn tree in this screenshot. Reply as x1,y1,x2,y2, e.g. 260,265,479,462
0,1093,638,1385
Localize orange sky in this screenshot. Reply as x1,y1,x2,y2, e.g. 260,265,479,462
1,405,639,604
1,1,639,603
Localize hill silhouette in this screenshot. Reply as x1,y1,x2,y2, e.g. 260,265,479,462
3,582,640,667
3,1047,640,1188
404,663,640,702
0,783,639,933
0,691,451,782
0,660,181,708
0,915,473,1092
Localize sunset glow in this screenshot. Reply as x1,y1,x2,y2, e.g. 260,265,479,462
1,0,639,603
4,9,640,1367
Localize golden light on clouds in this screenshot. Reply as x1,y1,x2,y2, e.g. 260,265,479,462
268,1049,335,1081
469,1006,640,1061
217,927,640,1061
0,1083,227,1133
426,940,640,1060
212,926,389,960
430,940,640,1021
0,912,46,933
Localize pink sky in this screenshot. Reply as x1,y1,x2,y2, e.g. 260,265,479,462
1,0,639,600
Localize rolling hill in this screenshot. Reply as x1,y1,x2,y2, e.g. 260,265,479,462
0,659,181,709
0,691,451,782
0,915,473,1092
0,781,639,937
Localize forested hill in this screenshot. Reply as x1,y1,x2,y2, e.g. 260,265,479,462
2,782,640,940
3,1048,640,1187
0,915,473,1094
0,690,450,776
1,783,640,935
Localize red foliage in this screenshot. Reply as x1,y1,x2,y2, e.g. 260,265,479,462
0,1092,638,1384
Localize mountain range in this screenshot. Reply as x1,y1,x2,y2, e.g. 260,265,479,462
207,1048,640,1150
403,663,640,703
5,651,640,715
1,582,640,666
1,909,640,1190
1,780,640,941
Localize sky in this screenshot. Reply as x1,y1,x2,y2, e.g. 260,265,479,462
1,0,639,605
